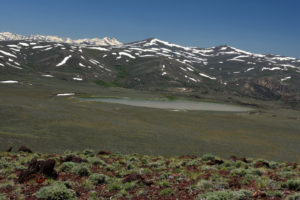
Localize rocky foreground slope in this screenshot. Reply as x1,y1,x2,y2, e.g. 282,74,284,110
0,148,299,199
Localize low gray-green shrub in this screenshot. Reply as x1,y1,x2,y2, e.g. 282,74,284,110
87,191,98,200
202,154,216,161
0,194,7,200
285,193,300,200
231,168,247,177
197,180,214,190
159,172,172,179
34,181,76,200
89,173,107,185
186,159,201,167
0,181,15,190
81,179,94,191
83,149,94,156
266,190,282,198
123,181,137,190
72,163,91,177
158,180,172,187
108,179,122,191
141,168,152,174
87,157,106,166
160,188,174,196
59,162,76,172
197,189,252,200
284,179,300,191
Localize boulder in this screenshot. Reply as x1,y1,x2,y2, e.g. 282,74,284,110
254,161,270,168
61,155,87,163
18,146,32,153
18,159,58,183
98,150,112,155
6,147,13,152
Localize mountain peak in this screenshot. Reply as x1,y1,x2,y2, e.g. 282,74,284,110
0,32,122,46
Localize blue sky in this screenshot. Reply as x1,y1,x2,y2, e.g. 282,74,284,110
1,0,299,58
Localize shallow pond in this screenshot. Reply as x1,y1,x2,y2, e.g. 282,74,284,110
78,97,252,112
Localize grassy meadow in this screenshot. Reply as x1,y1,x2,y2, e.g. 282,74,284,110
0,76,299,162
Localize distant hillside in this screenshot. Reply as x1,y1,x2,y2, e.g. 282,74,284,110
0,33,300,105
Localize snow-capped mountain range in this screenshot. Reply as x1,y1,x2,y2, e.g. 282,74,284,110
0,32,122,46
0,32,300,101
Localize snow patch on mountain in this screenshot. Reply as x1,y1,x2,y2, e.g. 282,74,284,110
18,42,29,47
118,52,136,59
262,67,284,71
32,45,52,49
73,77,83,81
41,74,54,78
0,50,17,58
0,80,18,84
87,47,109,51
56,93,75,96
199,73,216,80
281,76,291,82
0,32,122,46
56,55,72,66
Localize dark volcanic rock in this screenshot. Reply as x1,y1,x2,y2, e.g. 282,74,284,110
18,159,58,183
179,155,197,159
207,159,224,165
229,177,242,189
244,78,286,100
122,172,143,183
18,146,32,153
252,191,267,198
287,162,298,169
229,155,249,163
6,147,13,152
240,157,249,163
254,161,270,168
122,172,153,186
61,155,87,163
229,155,238,161
98,151,112,155
18,170,34,184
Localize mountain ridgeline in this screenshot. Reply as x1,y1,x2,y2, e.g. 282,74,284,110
0,32,300,105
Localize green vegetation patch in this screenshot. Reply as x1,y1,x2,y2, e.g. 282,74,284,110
114,65,129,79
93,79,120,87
34,181,76,200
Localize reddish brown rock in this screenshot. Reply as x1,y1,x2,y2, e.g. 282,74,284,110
287,162,298,169
122,172,153,186
61,155,87,163
252,191,267,198
228,177,241,189
229,155,238,161
98,150,112,155
240,157,249,163
122,172,143,183
229,155,249,163
18,146,32,153
6,147,13,152
179,155,197,159
254,161,270,168
18,159,58,183
207,159,224,165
